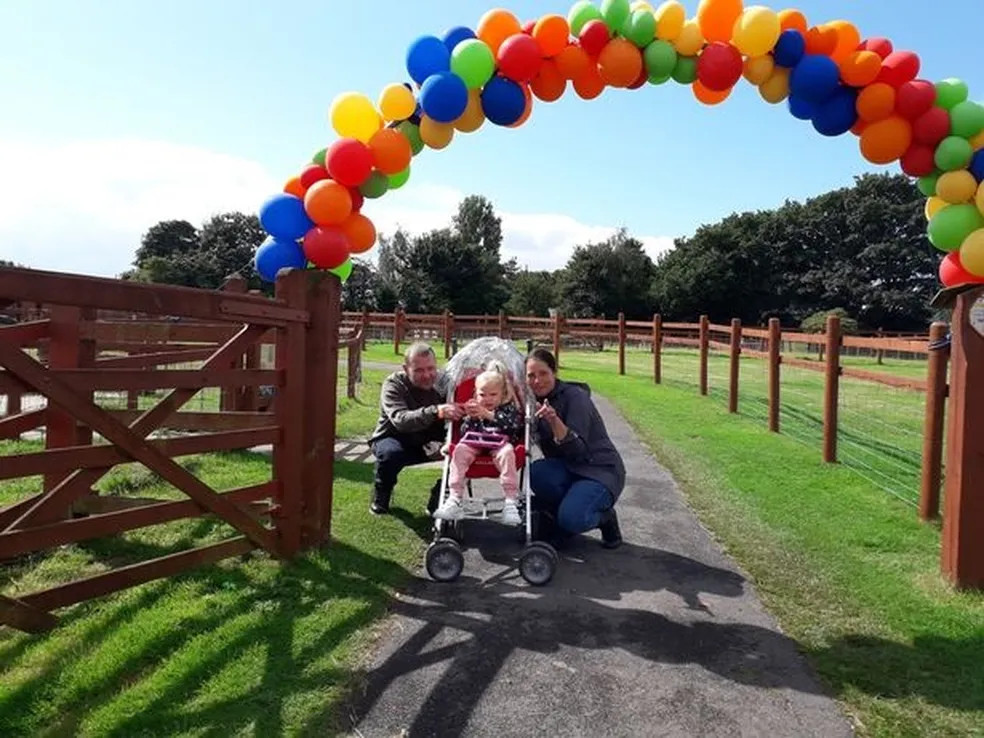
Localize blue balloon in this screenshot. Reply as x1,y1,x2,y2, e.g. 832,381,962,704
258,194,313,242
254,237,307,283
787,94,816,121
443,26,476,52
773,30,805,68
419,72,469,123
970,149,984,182
812,87,858,137
407,36,451,86
790,55,841,103
481,76,526,126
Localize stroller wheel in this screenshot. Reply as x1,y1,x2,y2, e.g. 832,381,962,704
519,542,557,586
426,539,464,582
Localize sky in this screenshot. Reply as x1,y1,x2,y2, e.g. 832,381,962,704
1,0,982,277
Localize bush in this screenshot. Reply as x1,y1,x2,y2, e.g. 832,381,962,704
800,308,858,335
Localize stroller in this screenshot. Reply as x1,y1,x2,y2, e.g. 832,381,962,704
424,337,559,586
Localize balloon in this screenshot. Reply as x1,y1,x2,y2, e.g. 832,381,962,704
777,9,808,34
312,148,327,166
601,0,631,34
254,237,307,282
972,130,984,151
628,66,649,89
368,128,413,174
850,119,869,138
970,150,984,182
812,88,858,136
304,181,353,226
573,62,606,99
674,20,705,56
451,39,497,89
917,174,940,197
839,51,881,88
378,84,417,122
388,166,411,190
696,0,742,43
859,37,893,60
300,164,330,189
330,92,382,143
443,26,476,52
568,1,604,36
787,95,815,121
859,117,912,164
329,258,354,283
804,25,837,56
303,226,350,269
645,40,678,80
732,6,781,58
926,197,947,220
827,20,860,63
419,71,469,122
284,176,306,199
937,171,978,204
876,51,920,88
533,15,571,57
340,213,377,254
929,205,984,252
497,33,543,82
696,42,742,92
939,251,982,286
522,19,537,35
531,59,567,101
359,171,390,199
759,67,790,104
259,194,314,241
789,55,840,103
326,139,374,187
598,38,643,87
936,79,969,111
419,115,455,148
950,101,984,140
407,36,451,85
977,181,984,213
580,19,611,56
481,75,527,125
743,55,774,85
693,80,731,105
672,56,698,84
895,80,936,120
622,9,657,47
397,121,424,155
655,1,686,41
508,85,534,127
900,145,936,178
454,90,486,131
935,136,974,172
476,9,522,55
556,44,590,79
773,29,805,68
856,83,896,123
348,187,364,213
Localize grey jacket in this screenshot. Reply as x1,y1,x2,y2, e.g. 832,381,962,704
534,380,626,502
368,370,449,448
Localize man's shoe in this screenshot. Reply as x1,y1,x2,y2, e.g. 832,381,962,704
426,478,443,515
370,501,389,515
598,507,622,549
370,488,392,516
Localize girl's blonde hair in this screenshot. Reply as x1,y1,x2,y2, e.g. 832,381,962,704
475,360,516,405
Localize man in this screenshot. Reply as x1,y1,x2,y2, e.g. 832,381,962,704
368,342,463,515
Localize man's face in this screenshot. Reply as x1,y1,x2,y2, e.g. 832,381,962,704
406,353,438,390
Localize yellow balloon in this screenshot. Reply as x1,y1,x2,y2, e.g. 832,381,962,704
743,55,774,86
925,196,947,221
759,67,790,104
378,84,416,122
420,115,454,149
733,6,781,57
655,1,686,40
330,92,382,142
674,19,705,55
976,182,984,216
454,90,485,133
959,228,984,277
971,130,984,151
631,1,655,12
937,171,978,205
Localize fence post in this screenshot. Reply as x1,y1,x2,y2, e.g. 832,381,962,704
920,321,949,521
220,275,247,412
823,315,841,463
652,314,662,384
393,307,404,356
498,309,507,339
698,315,709,396
768,318,781,433
443,309,451,359
553,312,562,365
729,318,742,413
876,327,884,365
361,306,369,350
618,312,627,376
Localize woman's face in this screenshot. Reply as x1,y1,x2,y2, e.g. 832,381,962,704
525,358,556,398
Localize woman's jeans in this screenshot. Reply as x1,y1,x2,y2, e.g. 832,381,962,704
530,458,613,535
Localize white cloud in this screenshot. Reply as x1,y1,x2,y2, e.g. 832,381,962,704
0,138,675,276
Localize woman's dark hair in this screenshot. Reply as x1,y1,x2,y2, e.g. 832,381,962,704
526,346,557,373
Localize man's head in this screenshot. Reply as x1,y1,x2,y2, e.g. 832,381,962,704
404,342,438,390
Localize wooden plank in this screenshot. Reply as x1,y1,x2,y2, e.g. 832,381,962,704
95,341,226,353
0,593,58,633
840,367,928,392
105,409,275,432
47,368,279,391
742,327,770,339
0,408,45,440
841,335,929,353
19,537,255,613
94,348,219,368
708,323,733,334
0,370,32,395
782,356,826,373
0,484,273,559
0,319,51,347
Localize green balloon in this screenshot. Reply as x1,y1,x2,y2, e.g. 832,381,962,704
935,136,974,172
936,79,969,111
950,101,984,139
312,148,327,167
451,39,495,89
648,72,671,85
360,171,389,199
644,40,677,79
329,258,353,283
568,0,603,35
672,56,698,84
917,173,940,197
622,9,656,47
398,121,424,156
389,166,410,189
601,0,630,33
928,204,984,251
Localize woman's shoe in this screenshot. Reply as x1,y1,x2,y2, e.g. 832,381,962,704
598,507,622,549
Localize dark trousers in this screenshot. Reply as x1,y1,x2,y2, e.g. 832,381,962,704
370,436,431,508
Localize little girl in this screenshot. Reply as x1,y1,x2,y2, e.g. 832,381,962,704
434,360,524,525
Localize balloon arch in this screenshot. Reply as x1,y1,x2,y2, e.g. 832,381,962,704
254,0,984,290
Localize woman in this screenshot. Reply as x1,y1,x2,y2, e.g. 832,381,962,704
525,347,624,549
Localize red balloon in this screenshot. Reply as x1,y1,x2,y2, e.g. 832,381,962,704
300,164,330,189
579,19,610,57
697,43,743,92
895,80,936,120
900,144,936,177
326,139,373,188
303,226,351,269
876,51,920,88
859,37,893,60
629,65,648,90
497,33,543,82
940,251,984,287
522,19,536,35
913,107,951,146
348,187,364,213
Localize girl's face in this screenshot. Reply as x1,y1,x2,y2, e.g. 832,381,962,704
526,358,556,399
475,380,503,410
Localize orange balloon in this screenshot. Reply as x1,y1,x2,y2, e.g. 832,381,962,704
454,90,485,132
598,38,643,88
284,175,306,199
477,9,522,55
555,44,590,80
804,25,838,56
856,83,896,123
533,14,570,57
368,128,412,175
778,9,808,34
696,0,742,43
828,20,860,63
509,85,534,128
340,212,377,254
840,51,882,88
693,80,731,105
573,63,605,100
531,59,567,102
860,116,912,165
304,181,353,226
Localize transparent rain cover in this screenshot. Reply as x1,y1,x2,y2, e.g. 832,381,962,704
442,337,530,407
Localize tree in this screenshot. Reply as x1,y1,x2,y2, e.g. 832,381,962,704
453,194,503,255
341,259,380,311
505,269,560,316
197,212,266,290
801,307,859,335
559,229,656,318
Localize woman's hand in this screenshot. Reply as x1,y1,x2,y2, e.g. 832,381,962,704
536,400,568,441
